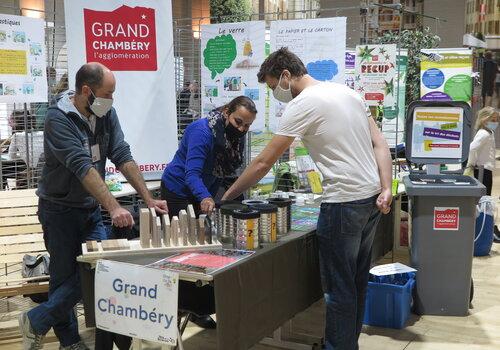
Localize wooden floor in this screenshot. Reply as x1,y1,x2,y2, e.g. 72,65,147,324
2,171,500,349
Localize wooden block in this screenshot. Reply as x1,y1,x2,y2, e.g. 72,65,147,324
198,214,206,245
86,240,99,252
162,214,171,247
101,239,129,251
151,217,162,248
178,210,188,246
171,216,179,246
117,239,130,250
139,208,151,248
149,208,157,240
187,205,197,245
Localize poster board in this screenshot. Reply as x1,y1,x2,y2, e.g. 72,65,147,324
200,21,266,131
269,17,347,131
64,0,177,180
345,50,355,89
95,260,179,345
381,50,407,147
354,44,397,110
420,48,473,104
410,106,464,160
0,14,47,103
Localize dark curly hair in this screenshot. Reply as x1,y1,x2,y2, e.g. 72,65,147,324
257,47,307,83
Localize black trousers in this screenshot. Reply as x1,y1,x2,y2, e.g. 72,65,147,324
160,181,216,317
474,168,493,196
160,182,201,218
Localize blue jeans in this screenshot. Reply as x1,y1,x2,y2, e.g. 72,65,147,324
28,199,107,347
317,195,381,350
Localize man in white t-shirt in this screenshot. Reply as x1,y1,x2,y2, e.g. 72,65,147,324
222,48,392,350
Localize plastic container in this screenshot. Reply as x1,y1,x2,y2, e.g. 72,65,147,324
249,203,278,243
474,212,494,256
363,272,415,329
268,198,292,235
232,209,260,250
219,203,247,244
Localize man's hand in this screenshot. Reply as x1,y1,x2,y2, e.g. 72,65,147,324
146,199,168,215
376,188,392,215
200,197,215,214
110,207,135,228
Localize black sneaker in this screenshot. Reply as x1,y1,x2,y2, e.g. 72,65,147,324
191,315,216,329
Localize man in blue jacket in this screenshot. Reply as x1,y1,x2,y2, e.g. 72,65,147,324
18,62,168,350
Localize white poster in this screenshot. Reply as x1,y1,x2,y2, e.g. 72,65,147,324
354,44,397,109
64,0,177,180
411,106,464,159
345,50,356,89
201,21,266,131
420,48,473,105
0,14,47,103
381,50,407,148
95,260,179,345
269,17,347,131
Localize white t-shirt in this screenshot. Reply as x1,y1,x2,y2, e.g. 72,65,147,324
276,82,381,203
468,128,495,171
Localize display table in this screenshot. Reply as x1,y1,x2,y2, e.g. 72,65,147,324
77,229,323,350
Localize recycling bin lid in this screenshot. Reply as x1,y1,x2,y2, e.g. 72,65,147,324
405,101,472,166
403,174,486,197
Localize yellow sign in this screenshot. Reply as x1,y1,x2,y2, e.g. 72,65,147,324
270,213,277,243
416,112,460,123
441,122,458,130
307,171,323,194
246,219,254,250
0,49,27,75
424,140,433,152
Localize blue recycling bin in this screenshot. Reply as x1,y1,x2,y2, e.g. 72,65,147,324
363,273,415,329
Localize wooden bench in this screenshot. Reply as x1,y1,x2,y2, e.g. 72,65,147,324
0,189,49,298
0,181,161,298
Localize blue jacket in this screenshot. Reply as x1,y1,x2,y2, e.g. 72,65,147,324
37,91,133,208
162,118,221,201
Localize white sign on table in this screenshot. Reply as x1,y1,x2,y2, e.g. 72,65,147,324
95,260,179,346
0,13,47,103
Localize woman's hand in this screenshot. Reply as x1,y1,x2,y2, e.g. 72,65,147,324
200,197,215,214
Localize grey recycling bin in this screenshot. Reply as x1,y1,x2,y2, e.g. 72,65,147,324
403,101,486,316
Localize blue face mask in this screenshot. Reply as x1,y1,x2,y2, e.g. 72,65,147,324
486,121,499,131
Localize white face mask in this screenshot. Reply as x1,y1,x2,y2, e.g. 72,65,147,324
272,72,293,103
89,90,113,118
486,121,499,131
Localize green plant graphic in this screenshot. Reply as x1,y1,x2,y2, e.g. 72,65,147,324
203,34,237,79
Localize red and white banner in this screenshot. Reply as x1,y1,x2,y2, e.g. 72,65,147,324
433,207,460,231
64,0,176,180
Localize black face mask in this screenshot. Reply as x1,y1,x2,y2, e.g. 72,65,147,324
225,122,247,140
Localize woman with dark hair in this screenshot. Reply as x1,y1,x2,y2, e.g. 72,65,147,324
160,96,256,329
161,95,257,216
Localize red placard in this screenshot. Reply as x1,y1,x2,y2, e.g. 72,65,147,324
364,92,384,101
84,5,157,71
167,253,237,269
433,207,459,231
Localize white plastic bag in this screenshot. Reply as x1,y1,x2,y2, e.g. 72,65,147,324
475,196,496,243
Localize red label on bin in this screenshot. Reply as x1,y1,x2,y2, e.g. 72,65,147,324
84,5,157,71
433,207,459,231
